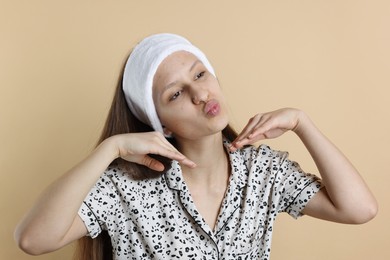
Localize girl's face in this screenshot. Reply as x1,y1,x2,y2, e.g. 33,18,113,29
152,51,229,141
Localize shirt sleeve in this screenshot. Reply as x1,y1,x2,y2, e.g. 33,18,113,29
258,145,323,219
78,171,119,238
281,164,323,219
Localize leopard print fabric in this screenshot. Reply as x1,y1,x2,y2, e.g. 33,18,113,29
78,142,322,259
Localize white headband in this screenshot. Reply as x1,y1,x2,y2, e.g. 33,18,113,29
122,33,216,134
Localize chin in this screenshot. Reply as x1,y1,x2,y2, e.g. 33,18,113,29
215,115,230,130
207,121,229,137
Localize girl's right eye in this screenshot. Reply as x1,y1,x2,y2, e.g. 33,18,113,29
170,90,182,101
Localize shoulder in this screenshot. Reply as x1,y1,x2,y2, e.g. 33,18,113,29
239,144,290,166
95,164,166,197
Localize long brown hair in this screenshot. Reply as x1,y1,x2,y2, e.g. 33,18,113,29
74,61,238,260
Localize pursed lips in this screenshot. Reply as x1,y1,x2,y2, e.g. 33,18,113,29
204,99,220,116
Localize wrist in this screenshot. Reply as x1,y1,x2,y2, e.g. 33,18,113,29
98,135,121,162
292,110,312,137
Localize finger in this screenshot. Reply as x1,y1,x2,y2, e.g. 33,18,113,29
147,133,186,158
229,116,271,152
178,158,197,168
141,155,165,172
247,118,273,140
234,114,270,145
141,132,197,168
231,133,268,152
235,114,263,142
148,144,197,168
244,114,270,140
157,136,197,168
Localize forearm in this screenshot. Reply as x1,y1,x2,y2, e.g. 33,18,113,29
15,137,119,252
294,111,377,221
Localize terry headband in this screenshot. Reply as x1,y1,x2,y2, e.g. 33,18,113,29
122,33,216,134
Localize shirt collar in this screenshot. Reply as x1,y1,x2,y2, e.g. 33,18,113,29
224,139,248,189
164,140,248,191
164,160,188,191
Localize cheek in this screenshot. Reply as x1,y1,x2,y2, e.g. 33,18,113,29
157,105,183,127
160,106,195,133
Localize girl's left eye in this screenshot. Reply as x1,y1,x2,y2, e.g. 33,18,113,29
195,71,205,80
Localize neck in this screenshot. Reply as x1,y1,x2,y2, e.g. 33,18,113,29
175,133,229,188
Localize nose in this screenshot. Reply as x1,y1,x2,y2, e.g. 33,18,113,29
191,86,209,105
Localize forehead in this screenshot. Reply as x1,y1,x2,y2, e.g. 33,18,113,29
155,51,198,79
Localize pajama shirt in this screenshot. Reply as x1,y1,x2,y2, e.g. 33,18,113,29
78,141,322,259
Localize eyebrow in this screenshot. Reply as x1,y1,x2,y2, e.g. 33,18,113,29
162,59,201,92
189,60,201,72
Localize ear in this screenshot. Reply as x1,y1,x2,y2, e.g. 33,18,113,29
163,126,173,138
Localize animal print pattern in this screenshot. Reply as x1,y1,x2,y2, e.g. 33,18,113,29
78,141,322,259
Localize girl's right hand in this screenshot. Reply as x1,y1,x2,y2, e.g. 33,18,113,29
15,131,193,255
112,132,196,171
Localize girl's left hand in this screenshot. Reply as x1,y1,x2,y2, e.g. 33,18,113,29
229,108,302,151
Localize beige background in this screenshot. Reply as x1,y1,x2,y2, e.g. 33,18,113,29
1,1,389,259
